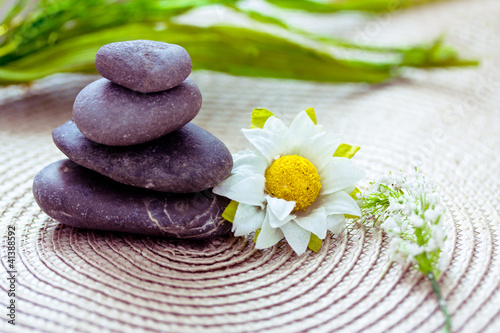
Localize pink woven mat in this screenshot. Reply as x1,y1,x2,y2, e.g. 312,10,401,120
1,0,500,332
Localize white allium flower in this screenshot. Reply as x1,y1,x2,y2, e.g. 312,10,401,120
387,200,402,212
359,170,451,332
425,208,442,222
404,242,424,258
214,109,365,255
389,237,402,253
410,215,425,228
359,170,447,276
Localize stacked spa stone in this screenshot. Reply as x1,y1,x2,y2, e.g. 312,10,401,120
33,41,233,239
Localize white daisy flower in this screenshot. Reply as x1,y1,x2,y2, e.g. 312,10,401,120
213,108,365,255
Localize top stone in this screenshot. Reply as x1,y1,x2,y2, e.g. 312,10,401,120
95,40,192,93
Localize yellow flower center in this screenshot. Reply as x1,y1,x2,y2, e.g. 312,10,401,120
265,155,321,212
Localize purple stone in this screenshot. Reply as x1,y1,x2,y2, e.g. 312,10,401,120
33,160,231,238
95,40,192,93
73,78,202,146
53,121,233,193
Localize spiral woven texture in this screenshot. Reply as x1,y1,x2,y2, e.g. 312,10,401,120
1,0,500,332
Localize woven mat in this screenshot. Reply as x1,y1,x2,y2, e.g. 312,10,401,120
1,0,500,332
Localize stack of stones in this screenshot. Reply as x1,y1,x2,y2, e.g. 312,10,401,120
33,40,233,239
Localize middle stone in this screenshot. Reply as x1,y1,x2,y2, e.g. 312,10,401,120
53,121,233,193
73,77,202,146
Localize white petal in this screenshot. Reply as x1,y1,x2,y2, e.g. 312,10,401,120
263,116,288,137
231,149,269,175
266,196,295,221
233,204,265,236
299,131,341,172
320,158,365,195
242,128,285,162
212,172,266,206
290,111,318,136
343,186,356,196
255,214,284,249
280,221,311,256
326,214,346,234
323,191,361,216
295,207,327,239
268,211,295,229
284,111,318,153
315,124,324,132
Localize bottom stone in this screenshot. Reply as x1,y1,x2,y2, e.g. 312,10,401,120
33,159,231,239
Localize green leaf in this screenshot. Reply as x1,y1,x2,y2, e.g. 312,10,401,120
346,187,362,219
0,1,477,85
254,228,261,242
333,143,361,159
251,108,275,129
222,200,239,222
399,37,479,68
308,233,322,252
0,22,395,84
264,0,445,13
233,7,289,28
350,187,361,200
304,107,317,125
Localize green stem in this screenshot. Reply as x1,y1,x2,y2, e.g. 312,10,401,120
428,272,452,333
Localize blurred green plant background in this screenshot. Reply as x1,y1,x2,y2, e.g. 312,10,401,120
0,0,477,85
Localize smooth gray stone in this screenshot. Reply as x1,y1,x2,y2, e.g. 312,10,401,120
73,78,202,146
53,121,233,193
95,40,192,93
33,160,231,239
